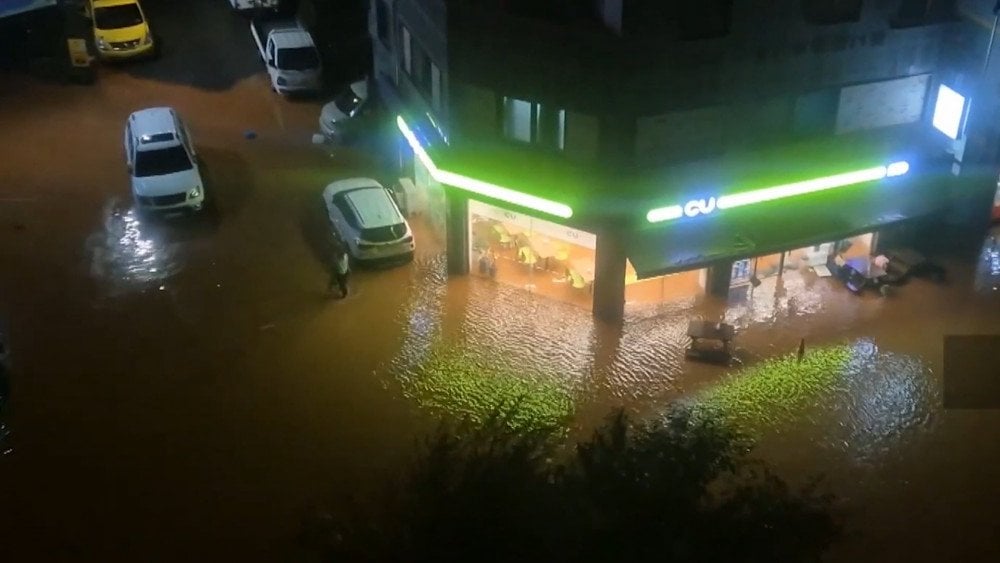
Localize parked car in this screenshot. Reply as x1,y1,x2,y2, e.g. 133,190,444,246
322,178,414,264
319,78,373,141
88,0,156,60
229,0,282,13
250,17,321,95
124,107,206,212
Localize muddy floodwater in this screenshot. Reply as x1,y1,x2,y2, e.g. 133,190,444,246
385,240,1000,563
2,2,1000,558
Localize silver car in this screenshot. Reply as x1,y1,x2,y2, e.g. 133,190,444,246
322,178,414,264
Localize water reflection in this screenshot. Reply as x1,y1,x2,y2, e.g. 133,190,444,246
86,199,182,295
385,226,986,461
833,340,934,463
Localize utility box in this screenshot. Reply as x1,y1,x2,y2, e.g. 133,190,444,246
397,177,424,217
66,36,95,84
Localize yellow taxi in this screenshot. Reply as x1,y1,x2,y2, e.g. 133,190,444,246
89,0,155,60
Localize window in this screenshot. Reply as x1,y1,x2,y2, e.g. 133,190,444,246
133,146,193,178
431,63,442,110
333,194,361,230
890,0,955,28
801,0,863,25
501,97,566,150
503,97,532,142
402,27,412,74
410,39,433,100
277,47,320,71
375,0,390,46
676,0,733,40
93,4,143,30
400,25,437,105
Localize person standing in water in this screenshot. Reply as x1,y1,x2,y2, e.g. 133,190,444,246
329,248,351,298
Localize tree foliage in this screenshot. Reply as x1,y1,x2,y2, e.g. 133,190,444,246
305,405,839,563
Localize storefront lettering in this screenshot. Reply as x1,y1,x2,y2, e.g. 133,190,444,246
683,197,717,218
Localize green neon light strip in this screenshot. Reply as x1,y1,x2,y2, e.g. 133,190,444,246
646,161,909,224
396,116,574,219
646,205,684,223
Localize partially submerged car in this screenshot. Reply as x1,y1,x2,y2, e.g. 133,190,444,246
124,107,206,212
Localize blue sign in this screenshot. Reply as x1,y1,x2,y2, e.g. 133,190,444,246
0,0,57,19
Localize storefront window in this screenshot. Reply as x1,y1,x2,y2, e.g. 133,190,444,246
625,260,705,308
468,200,596,309
729,232,876,288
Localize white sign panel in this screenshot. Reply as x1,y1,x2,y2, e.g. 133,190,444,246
835,74,930,135
469,199,597,250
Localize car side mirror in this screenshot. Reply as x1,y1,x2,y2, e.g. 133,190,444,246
266,56,274,66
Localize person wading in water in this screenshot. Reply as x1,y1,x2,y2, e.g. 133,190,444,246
329,247,351,298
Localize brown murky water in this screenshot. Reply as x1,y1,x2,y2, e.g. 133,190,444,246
2,7,1000,559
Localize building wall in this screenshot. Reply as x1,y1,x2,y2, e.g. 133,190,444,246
439,0,958,170
372,0,449,128
445,0,956,113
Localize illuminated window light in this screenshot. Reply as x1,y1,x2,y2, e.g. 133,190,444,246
932,85,966,140
646,161,909,223
396,116,573,219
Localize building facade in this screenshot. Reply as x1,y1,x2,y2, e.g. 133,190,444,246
369,0,975,321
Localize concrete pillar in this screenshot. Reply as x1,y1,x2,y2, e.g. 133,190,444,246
706,261,733,298
445,189,469,276
592,231,627,322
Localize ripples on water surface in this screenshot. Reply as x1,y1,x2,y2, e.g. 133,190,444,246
86,200,182,295
386,261,940,472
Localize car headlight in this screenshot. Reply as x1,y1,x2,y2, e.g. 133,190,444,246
188,187,201,198
97,37,109,49
276,76,287,86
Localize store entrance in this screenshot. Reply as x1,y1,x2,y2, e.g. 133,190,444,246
729,232,876,288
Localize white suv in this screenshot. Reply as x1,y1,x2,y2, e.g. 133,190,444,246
124,107,205,212
323,178,414,264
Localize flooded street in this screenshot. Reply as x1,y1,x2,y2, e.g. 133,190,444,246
2,1,1000,560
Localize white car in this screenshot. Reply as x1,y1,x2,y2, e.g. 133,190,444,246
319,79,369,140
323,178,414,264
124,107,205,212
229,0,281,11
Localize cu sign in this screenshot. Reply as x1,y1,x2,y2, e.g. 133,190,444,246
683,197,717,218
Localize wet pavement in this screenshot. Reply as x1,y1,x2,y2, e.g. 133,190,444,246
2,1,1000,561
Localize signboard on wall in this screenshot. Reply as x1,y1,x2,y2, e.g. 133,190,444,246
835,74,930,134
468,199,597,250
0,0,57,19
